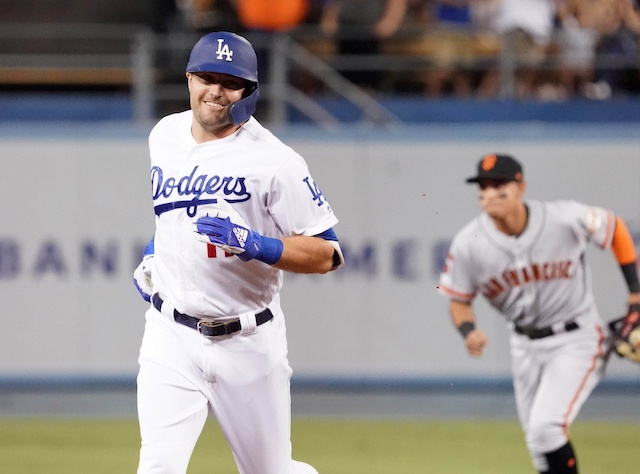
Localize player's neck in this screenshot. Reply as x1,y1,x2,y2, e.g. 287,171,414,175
495,203,528,237
191,122,241,143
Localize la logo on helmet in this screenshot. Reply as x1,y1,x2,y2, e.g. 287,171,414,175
216,39,233,61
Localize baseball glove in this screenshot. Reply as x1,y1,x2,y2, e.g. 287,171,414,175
608,304,640,363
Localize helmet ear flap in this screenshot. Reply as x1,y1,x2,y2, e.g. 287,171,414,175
227,85,260,125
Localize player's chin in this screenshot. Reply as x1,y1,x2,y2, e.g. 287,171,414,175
483,205,507,220
480,201,501,213
201,103,227,118
195,108,231,130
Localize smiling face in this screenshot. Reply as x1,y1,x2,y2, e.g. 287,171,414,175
187,72,248,142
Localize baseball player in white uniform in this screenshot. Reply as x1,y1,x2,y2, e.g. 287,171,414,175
132,32,344,474
438,154,640,473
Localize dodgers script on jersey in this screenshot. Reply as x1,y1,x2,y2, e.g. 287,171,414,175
148,111,338,318
439,199,615,328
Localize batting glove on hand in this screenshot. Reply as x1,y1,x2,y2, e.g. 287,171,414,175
195,215,264,261
133,254,154,302
195,205,283,265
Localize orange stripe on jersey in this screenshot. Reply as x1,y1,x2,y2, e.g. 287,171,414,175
611,216,637,265
437,284,475,302
562,324,605,439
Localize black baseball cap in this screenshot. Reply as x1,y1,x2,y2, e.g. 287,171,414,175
466,153,524,184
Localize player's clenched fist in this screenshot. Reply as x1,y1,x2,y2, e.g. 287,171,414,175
195,215,258,259
195,214,283,265
464,330,487,357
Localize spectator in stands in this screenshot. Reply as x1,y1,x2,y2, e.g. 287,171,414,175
556,0,640,99
235,0,309,32
150,0,180,35
234,0,311,104
321,0,408,91
176,0,241,33
555,0,601,98
401,0,501,97
148,0,183,83
475,0,557,99
530,0,640,100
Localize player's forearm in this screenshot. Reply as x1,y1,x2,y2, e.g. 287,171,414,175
273,235,337,274
451,300,478,338
450,300,475,328
612,216,640,297
628,291,640,306
450,299,487,356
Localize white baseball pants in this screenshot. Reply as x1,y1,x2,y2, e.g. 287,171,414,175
136,304,318,474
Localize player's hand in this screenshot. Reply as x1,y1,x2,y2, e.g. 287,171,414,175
194,201,259,260
464,330,487,357
195,215,261,261
133,254,154,302
194,202,283,265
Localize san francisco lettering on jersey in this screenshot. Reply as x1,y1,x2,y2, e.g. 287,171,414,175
483,259,573,299
151,165,251,216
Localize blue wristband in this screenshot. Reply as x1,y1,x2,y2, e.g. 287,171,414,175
237,232,283,265
143,236,155,257
255,235,284,265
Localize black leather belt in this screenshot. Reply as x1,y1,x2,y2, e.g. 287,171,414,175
514,321,579,339
151,293,273,337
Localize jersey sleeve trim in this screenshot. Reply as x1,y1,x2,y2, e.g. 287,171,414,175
437,284,475,302
314,227,338,241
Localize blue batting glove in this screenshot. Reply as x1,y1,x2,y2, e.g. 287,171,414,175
195,215,283,264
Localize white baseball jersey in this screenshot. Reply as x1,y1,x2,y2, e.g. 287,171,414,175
148,111,338,318
138,111,335,474
439,199,615,328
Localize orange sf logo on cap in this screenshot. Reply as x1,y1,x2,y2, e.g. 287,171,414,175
481,155,497,171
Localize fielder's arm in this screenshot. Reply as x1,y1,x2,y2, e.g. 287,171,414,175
450,300,487,357
610,216,640,306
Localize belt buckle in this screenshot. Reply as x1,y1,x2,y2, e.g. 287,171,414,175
197,318,233,336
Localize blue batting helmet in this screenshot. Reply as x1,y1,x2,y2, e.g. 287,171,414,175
186,31,260,125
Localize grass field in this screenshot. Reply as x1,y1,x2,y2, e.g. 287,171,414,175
0,417,638,473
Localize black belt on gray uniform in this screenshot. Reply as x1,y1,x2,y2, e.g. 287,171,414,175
151,293,273,337
513,321,579,339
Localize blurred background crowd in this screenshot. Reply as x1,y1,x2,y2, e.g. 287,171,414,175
309,0,640,100
1,0,639,121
